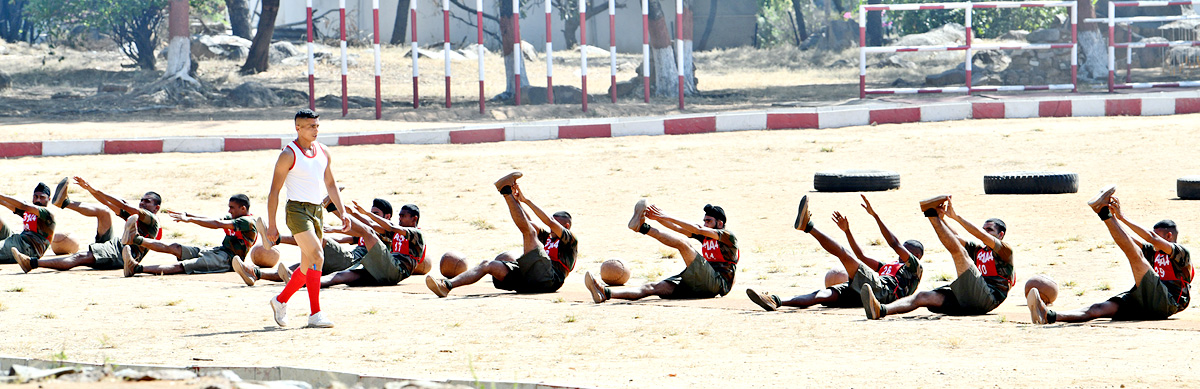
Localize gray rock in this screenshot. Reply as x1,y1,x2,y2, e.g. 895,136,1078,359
579,45,611,59
457,43,488,60
193,34,253,60
0,45,6,55
140,90,170,104
892,23,965,47
228,82,280,107
1026,28,1061,44
52,91,84,99
280,55,308,67
97,84,129,94
871,55,917,69
998,30,1029,41
8,365,80,383
521,40,539,61
271,41,301,58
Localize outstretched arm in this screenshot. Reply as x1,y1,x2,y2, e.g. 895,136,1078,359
647,205,719,240
346,205,389,236
861,194,914,262
166,210,234,230
945,198,1010,258
351,201,399,233
513,187,564,237
73,177,140,219
836,211,882,270
0,193,39,214
1112,197,1174,254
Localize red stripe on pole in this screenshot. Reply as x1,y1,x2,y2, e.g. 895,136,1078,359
373,6,381,119
546,12,554,104
664,117,716,134
478,9,485,114
445,9,451,108
340,7,347,116
340,133,395,145
869,108,920,124
643,13,650,103
0,142,42,158
412,8,419,109
766,113,819,130
449,128,505,144
559,124,613,138
610,13,617,103
676,4,683,110
1105,99,1141,116
581,9,588,112
224,138,282,152
514,3,522,106
307,6,315,110
972,102,1005,119
105,140,164,155
1039,100,1072,117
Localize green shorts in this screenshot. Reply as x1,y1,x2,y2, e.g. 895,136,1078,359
321,238,362,275
285,200,323,241
355,245,415,286
87,228,123,270
927,266,1003,316
662,254,731,299
1108,271,1182,320
179,245,235,274
822,263,894,308
493,248,565,293
0,224,38,264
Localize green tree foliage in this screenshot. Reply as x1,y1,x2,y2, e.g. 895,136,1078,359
757,0,797,47
883,0,1064,39
25,0,221,70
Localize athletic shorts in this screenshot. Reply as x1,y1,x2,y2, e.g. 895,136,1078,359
285,201,323,241
1108,271,1183,320
493,248,565,293
0,224,37,264
87,228,123,270
179,245,235,274
355,245,415,286
321,238,362,275
821,263,895,308
662,254,731,299
927,266,1004,316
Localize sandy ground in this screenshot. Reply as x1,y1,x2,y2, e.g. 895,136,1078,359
1,114,1200,387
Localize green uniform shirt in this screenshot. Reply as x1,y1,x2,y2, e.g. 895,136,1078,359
355,230,394,251
118,208,160,259
1142,243,1193,309
691,229,738,288
964,240,1014,300
220,215,257,258
877,256,923,299
540,227,578,277
390,227,425,263
14,207,54,255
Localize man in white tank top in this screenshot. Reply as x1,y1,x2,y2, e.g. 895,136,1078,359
265,109,350,328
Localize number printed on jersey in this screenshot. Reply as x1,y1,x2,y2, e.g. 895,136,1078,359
545,237,560,263
1153,252,1177,281
22,212,38,232
392,233,409,254
975,249,998,276
701,239,723,262
879,262,903,277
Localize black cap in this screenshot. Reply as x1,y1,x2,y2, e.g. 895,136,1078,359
553,211,572,221
34,182,50,196
703,204,726,223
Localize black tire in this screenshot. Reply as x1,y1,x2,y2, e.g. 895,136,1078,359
983,171,1078,194
814,170,901,192
1178,176,1200,199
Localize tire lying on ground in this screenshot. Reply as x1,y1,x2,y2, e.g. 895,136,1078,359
983,171,1078,194
813,170,901,192
1179,176,1200,200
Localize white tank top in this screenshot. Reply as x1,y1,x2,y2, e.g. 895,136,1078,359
283,140,329,204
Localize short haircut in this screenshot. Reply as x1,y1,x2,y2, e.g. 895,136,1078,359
400,204,420,218
295,109,320,120
903,239,924,255
985,218,1007,234
372,198,393,217
553,211,572,221
144,191,162,206
33,183,50,196
1154,219,1178,233
229,194,251,209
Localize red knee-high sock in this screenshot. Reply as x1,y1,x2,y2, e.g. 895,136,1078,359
306,268,321,314
276,268,308,303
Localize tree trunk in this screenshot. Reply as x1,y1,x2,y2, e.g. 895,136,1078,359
696,0,719,50
1077,0,1106,80
562,0,611,49
225,0,252,39
866,0,882,46
788,0,808,42
133,8,158,70
390,0,411,45
647,0,676,96
165,0,198,84
241,0,280,75
1,0,32,43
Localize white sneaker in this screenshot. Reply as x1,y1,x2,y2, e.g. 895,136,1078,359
270,297,287,327
307,311,334,328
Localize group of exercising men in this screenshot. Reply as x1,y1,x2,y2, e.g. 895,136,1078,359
0,110,1190,327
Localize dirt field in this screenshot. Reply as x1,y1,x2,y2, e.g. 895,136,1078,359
2,113,1200,387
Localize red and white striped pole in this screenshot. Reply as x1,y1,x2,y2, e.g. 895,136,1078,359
513,0,523,106
641,0,650,102
306,0,315,110
675,0,683,110
373,0,381,119
339,0,348,116
477,0,485,113
965,6,972,93
545,0,555,104
1107,1,1115,92
576,0,585,111
411,0,420,108
1125,26,1132,83
1070,3,1078,92
444,0,452,108
609,0,617,103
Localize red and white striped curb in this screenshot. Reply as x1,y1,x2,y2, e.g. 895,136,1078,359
1,90,1197,159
